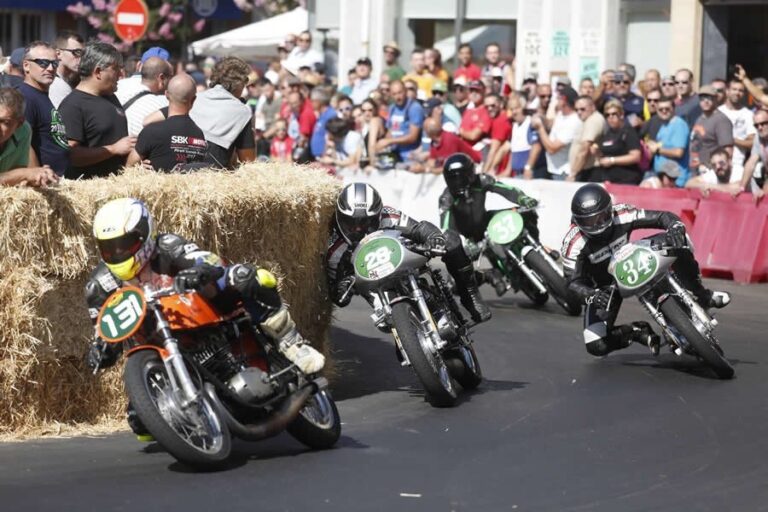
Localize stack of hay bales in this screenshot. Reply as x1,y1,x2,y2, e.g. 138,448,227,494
0,164,340,437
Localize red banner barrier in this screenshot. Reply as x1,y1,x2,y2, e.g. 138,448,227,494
604,184,768,283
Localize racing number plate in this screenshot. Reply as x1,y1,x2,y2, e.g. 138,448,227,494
614,247,659,289
354,237,403,280
96,285,147,343
486,210,524,245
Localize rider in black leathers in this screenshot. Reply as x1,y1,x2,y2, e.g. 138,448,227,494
327,182,491,323
562,184,730,357
438,153,543,294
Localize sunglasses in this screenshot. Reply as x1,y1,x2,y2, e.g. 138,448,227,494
605,112,621,118
361,107,374,113
755,121,768,128
614,80,630,85
432,90,445,95
714,88,725,93
27,58,60,69
661,81,675,86
647,98,660,103
58,48,83,58
657,107,673,113
675,80,689,85
298,37,311,42
539,94,551,99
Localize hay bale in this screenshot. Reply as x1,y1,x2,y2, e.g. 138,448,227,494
0,164,340,437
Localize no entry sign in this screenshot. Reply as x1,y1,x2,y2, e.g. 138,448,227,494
114,0,149,43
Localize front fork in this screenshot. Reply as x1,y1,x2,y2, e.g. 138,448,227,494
151,305,200,408
525,233,565,278
505,246,548,296
407,274,446,351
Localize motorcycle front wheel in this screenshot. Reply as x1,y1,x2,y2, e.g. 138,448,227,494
391,302,459,407
659,297,735,380
287,389,341,450
124,350,232,469
445,343,483,390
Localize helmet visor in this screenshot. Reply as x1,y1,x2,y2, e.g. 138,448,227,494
97,232,143,264
574,207,613,236
338,213,380,244
445,172,472,196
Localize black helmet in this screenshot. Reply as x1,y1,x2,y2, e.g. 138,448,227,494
571,184,614,238
443,153,477,198
336,182,383,244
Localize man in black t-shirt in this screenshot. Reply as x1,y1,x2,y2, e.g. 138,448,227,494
20,41,70,176
59,42,135,179
127,74,207,172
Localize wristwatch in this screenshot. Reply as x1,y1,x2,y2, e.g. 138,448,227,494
610,156,616,165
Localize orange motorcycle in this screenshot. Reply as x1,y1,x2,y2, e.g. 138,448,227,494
95,284,340,469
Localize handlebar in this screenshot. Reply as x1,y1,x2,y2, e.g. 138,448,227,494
403,241,446,257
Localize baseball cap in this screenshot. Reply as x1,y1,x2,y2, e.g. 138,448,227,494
432,80,447,93
453,76,468,88
658,160,681,179
556,76,572,86
383,41,400,55
10,48,24,68
356,57,372,67
468,80,485,91
699,84,717,97
141,46,170,63
523,72,537,84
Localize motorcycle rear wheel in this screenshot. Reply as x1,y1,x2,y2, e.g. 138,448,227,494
524,250,581,316
659,297,734,380
392,302,459,407
287,390,341,450
124,350,232,469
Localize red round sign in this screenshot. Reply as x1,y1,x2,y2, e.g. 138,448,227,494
113,0,150,43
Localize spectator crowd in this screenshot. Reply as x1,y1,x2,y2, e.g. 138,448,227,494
0,28,767,200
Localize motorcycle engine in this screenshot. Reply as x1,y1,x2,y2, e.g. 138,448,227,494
188,326,275,402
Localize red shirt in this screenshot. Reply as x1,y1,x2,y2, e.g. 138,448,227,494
460,106,492,143
453,63,482,82
430,131,482,166
298,100,316,138
489,114,512,141
270,136,294,160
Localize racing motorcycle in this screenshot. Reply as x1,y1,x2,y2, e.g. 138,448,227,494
342,229,483,407
606,235,734,379
94,284,341,469
471,208,581,316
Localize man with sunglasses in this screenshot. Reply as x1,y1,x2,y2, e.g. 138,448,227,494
718,79,755,183
482,93,512,173
640,88,663,141
49,31,84,109
450,77,470,115
660,75,677,100
382,41,405,82
642,96,690,188
19,41,69,176
350,57,378,105
673,68,702,129
689,85,733,175
607,71,644,129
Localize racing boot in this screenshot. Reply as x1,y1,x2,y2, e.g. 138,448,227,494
483,268,509,297
260,306,325,374
628,321,661,356
126,402,154,442
454,264,492,323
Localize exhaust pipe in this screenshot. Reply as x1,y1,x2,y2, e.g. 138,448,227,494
204,383,314,442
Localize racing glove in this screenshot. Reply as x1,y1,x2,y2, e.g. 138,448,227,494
426,232,447,252
518,196,539,209
664,222,688,249
334,275,356,307
86,338,121,372
590,287,614,311
174,264,225,293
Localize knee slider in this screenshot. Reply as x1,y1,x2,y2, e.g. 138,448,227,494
259,306,296,339
585,340,610,357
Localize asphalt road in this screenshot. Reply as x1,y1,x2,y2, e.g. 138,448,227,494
1,279,767,512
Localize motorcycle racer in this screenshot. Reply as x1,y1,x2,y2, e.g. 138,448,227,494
327,182,491,323
84,198,325,434
563,183,731,357
438,152,542,294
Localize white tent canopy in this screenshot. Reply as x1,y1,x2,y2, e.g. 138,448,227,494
190,7,308,59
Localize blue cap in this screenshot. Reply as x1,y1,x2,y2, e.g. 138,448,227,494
140,46,170,63
10,47,25,68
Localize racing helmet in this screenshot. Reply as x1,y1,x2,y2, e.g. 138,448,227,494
93,198,156,281
336,183,383,244
571,184,614,238
443,153,478,198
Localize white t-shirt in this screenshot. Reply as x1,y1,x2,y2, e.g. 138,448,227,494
718,104,755,181
546,112,581,176
124,89,169,136
510,116,533,153
115,75,142,105
335,130,363,160
49,76,72,109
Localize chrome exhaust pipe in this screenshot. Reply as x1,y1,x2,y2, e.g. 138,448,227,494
204,383,314,442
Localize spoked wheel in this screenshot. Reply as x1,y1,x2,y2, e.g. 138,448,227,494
524,250,581,316
287,389,341,449
391,302,459,407
659,297,734,380
124,350,231,469
445,342,483,390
